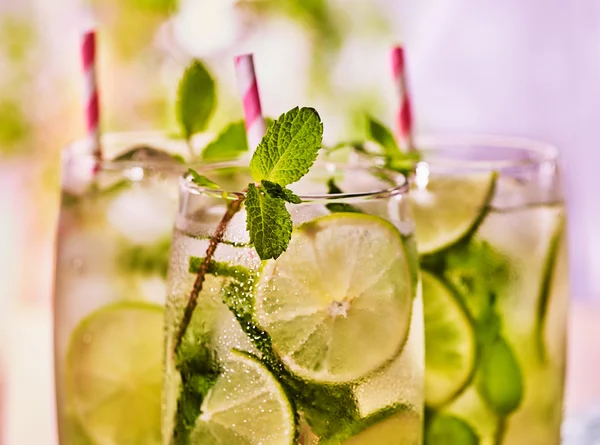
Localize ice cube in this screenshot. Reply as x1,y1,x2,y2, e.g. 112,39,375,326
355,294,424,417
137,276,168,305
57,224,119,275
107,184,177,245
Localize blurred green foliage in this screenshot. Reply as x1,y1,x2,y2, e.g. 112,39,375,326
0,101,31,149
0,16,36,63
0,16,36,157
126,0,177,14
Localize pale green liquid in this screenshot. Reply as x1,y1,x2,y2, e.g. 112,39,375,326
424,202,568,445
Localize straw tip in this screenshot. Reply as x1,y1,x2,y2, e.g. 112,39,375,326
234,52,255,65
391,45,406,75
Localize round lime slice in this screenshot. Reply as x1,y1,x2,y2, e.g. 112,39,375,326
255,213,415,384
190,350,295,445
423,271,476,408
65,302,163,445
409,172,496,255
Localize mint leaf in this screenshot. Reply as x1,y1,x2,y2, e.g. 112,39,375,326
325,178,363,214
477,335,523,416
385,151,421,175
188,168,220,190
188,257,252,282
425,414,479,445
177,60,216,139
174,311,220,444
245,183,292,260
424,240,510,321
202,121,248,161
250,107,323,186
366,115,400,157
261,180,302,204
117,238,171,278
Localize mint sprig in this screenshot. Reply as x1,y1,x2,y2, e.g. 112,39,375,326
187,168,220,190
176,60,216,142
366,115,400,156
173,106,323,358
201,118,276,161
201,120,248,161
247,107,323,259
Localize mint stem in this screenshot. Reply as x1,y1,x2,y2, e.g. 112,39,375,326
494,416,507,445
186,139,195,159
172,196,245,356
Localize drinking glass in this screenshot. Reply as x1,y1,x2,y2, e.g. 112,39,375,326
53,133,189,445
405,135,569,445
163,162,423,445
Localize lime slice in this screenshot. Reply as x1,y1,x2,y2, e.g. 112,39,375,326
255,213,415,384
422,271,476,408
320,405,421,445
65,302,163,445
190,350,295,445
409,172,496,255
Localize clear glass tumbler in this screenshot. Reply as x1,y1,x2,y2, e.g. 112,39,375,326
163,162,424,445
53,133,189,445
405,135,569,445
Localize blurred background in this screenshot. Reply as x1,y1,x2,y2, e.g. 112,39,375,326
1,0,599,443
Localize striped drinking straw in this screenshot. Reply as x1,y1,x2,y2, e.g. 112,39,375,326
81,30,102,163
234,54,267,152
391,45,415,152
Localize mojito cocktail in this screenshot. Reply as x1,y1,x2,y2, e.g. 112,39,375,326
409,136,569,445
53,133,188,445
163,161,423,445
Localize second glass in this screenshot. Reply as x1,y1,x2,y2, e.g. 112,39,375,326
163,162,423,445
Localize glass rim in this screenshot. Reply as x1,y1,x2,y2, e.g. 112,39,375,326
180,161,410,203
65,131,558,172
414,133,559,171
63,131,199,172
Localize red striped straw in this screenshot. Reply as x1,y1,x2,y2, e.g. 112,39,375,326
81,30,102,162
234,54,267,151
391,45,415,152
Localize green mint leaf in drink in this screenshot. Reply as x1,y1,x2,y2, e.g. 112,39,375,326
177,60,216,140
117,238,171,278
477,335,524,417
475,292,503,347
428,240,510,321
202,121,249,161
366,115,400,156
188,257,253,281
174,311,221,444
425,414,480,445
385,151,422,175
250,106,323,186
188,168,221,190
245,183,292,260
325,178,363,214
319,404,421,445
261,180,302,204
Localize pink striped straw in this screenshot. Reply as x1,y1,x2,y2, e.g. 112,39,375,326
234,54,267,151
81,30,102,162
391,45,415,152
